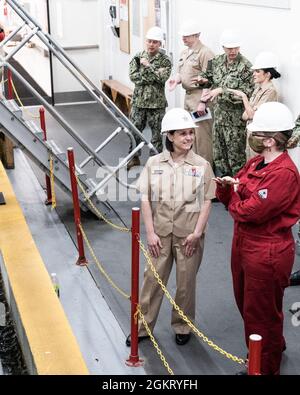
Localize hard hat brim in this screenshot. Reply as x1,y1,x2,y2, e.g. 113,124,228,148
251,65,278,70
161,123,197,134
179,31,201,37
222,43,241,48
247,123,295,132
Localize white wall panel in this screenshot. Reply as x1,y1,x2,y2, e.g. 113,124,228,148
49,0,102,94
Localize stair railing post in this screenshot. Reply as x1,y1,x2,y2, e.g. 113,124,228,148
39,106,52,206
67,147,88,266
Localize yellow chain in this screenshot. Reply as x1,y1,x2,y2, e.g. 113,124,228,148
139,241,246,366
79,223,130,300
76,165,243,367
136,304,174,375
80,219,173,374
76,175,130,233
49,154,57,209
10,78,40,119
76,179,174,372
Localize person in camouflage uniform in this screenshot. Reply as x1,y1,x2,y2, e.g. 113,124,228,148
127,27,172,169
196,30,254,176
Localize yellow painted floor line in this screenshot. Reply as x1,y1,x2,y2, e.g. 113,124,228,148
0,161,89,375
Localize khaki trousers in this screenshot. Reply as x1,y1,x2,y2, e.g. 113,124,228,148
184,91,213,165
138,233,205,336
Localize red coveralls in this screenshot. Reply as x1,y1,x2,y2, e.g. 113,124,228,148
216,151,300,375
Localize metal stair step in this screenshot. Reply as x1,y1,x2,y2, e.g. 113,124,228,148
3,99,22,119
46,140,67,162
25,120,44,140
75,164,87,181
85,178,98,191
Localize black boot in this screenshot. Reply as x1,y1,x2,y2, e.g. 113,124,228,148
290,270,300,286
125,334,150,347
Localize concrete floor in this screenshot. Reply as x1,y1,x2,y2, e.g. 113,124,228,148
7,102,300,375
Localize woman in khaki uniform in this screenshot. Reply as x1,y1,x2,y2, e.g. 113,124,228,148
126,108,215,347
228,52,280,160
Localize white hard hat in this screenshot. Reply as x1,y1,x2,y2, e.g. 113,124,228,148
179,21,201,36
220,29,241,48
247,102,295,133
251,51,279,70
161,108,197,133
146,26,164,42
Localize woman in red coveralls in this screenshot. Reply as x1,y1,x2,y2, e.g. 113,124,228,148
214,102,300,375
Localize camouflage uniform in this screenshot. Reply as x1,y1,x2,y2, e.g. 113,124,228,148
129,50,172,153
292,114,300,147
200,53,254,176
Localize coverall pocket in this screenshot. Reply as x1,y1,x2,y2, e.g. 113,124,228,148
272,240,295,287
242,238,274,281
245,275,274,323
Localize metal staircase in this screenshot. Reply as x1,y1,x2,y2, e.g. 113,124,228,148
0,0,156,216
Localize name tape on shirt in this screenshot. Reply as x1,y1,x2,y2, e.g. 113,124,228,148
184,167,202,178
152,169,164,175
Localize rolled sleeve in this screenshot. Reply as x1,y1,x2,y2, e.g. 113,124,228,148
136,162,151,201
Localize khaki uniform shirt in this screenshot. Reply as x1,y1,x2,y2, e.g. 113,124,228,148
137,150,216,237
249,81,278,110
178,41,214,93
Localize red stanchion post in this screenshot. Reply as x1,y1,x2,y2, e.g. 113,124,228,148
248,334,262,375
39,107,52,206
4,1,8,17
126,207,143,367
67,147,88,266
7,69,13,100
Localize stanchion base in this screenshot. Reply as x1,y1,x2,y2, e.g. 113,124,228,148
125,357,144,367
44,198,52,206
76,257,88,266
